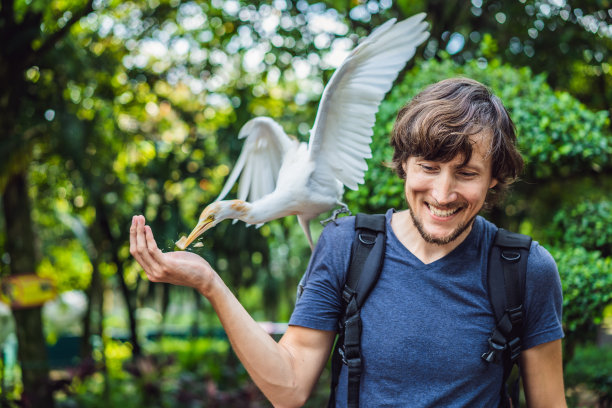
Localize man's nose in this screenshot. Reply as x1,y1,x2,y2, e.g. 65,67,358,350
431,172,457,205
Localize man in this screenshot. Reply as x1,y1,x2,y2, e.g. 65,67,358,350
130,78,566,407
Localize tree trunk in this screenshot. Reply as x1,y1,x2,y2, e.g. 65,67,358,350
81,259,103,359
115,262,141,358
95,203,142,359
2,172,53,408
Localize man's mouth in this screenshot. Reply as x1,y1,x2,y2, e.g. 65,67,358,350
426,203,462,217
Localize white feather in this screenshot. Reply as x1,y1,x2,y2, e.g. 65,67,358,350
307,14,429,190
215,117,293,203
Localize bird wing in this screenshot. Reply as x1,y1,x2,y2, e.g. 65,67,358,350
307,14,429,190
216,116,293,203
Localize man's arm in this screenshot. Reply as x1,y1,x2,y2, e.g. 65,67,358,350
520,339,567,408
208,283,335,407
130,215,335,407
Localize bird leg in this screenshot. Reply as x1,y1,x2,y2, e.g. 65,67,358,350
297,215,315,250
320,203,352,226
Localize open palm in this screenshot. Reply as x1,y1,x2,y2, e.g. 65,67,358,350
130,215,217,295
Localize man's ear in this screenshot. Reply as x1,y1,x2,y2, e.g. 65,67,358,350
402,161,408,174
489,178,499,189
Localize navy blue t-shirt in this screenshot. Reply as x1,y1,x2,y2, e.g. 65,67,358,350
289,209,564,407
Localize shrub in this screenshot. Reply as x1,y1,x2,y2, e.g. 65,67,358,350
550,200,612,257
550,246,612,359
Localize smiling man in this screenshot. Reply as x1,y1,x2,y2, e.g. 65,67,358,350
130,78,566,407
290,78,566,407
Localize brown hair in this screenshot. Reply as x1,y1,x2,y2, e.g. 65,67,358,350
390,77,524,206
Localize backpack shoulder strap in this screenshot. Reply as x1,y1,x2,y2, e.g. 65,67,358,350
344,213,387,307
328,213,386,408
483,228,532,407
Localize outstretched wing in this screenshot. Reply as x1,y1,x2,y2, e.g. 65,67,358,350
308,14,429,190
216,117,293,202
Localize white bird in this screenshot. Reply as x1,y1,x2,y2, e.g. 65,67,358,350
176,15,429,250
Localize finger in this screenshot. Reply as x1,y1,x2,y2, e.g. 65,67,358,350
141,220,168,283
130,215,145,265
135,215,153,270
144,225,165,264
129,216,137,257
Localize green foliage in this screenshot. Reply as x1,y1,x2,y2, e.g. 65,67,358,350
565,344,612,408
511,90,610,180
55,337,269,408
550,200,612,257
480,33,499,60
550,247,612,348
37,241,92,292
150,337,230,375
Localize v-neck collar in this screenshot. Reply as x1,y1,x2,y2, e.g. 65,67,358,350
386,209,482,268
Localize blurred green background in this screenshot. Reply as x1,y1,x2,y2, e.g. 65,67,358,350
0,0,611,407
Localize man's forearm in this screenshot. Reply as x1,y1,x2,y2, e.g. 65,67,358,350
202,276,310,407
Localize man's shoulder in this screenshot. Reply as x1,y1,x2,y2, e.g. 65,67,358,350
315,210,395,261
319,209,393,241
527,240,558,273
319,214,356,241
312,215,358,262
475,215,558,272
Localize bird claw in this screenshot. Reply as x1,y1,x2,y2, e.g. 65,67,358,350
320,206,352,226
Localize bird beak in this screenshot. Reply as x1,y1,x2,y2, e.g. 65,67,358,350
175,218,215,250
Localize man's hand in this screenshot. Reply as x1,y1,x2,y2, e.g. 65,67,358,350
129,215,218,296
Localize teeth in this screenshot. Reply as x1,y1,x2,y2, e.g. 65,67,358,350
428,204,460,217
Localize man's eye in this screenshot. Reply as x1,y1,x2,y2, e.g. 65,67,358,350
459,172,477,178
420,164,436,172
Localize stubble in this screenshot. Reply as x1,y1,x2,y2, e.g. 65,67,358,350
407,207,477,246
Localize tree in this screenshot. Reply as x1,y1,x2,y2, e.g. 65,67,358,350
1,0,355,403
0,1,95,405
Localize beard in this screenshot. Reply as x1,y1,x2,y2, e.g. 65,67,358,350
408,206,477,246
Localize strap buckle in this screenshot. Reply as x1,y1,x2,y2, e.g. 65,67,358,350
342,286,355,303
338,345,347,365
481,337,506,364
508,337,521,362
338,345,362,368
506,305,523,326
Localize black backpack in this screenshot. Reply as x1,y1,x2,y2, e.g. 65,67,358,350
327,213,532,408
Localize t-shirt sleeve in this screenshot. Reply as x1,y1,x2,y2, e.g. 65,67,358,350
522,242,565,350
288,218,354,331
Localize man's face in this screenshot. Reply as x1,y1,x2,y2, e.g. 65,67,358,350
402,133,498,246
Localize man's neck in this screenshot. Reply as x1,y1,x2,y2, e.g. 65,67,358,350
390,210,474,265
